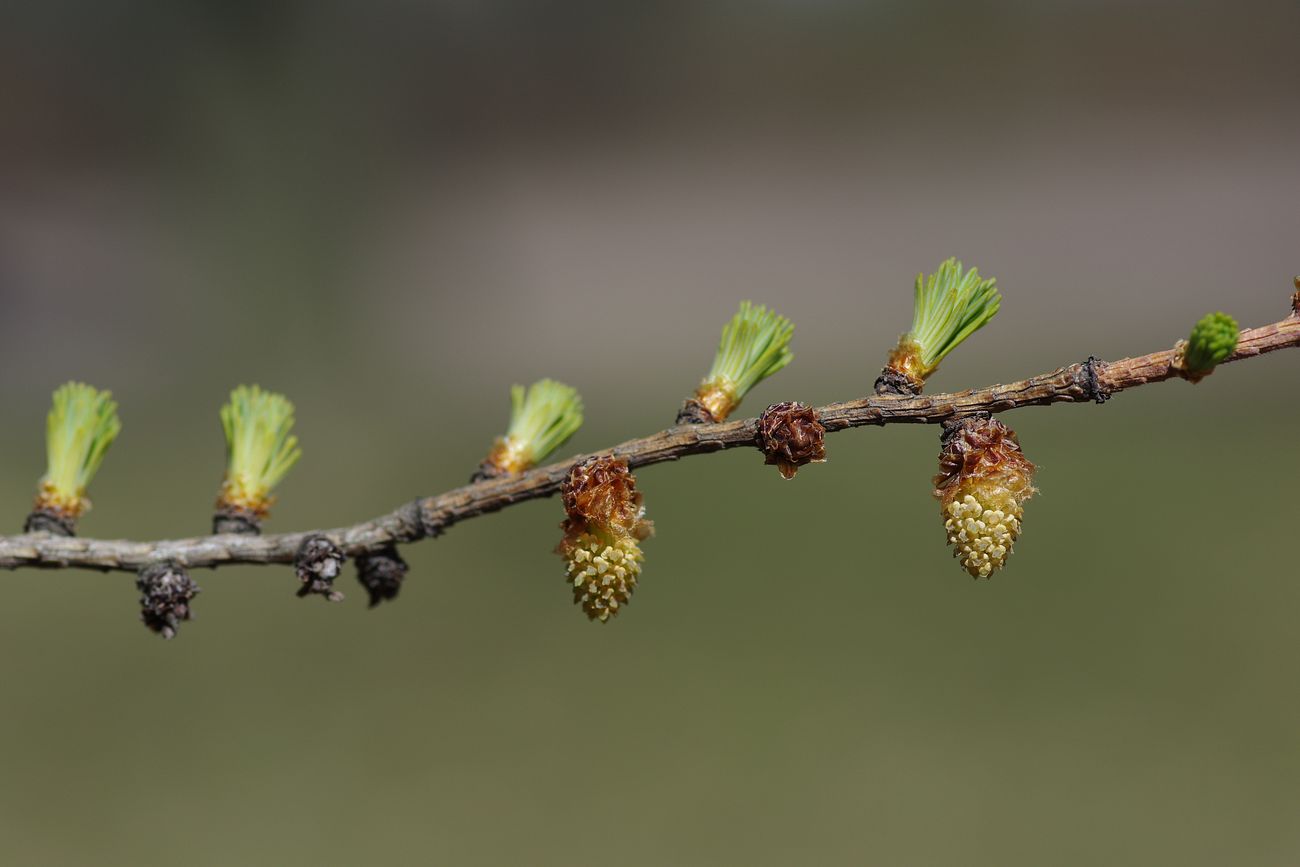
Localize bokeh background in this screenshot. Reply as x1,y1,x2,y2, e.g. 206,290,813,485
1,2,1298,864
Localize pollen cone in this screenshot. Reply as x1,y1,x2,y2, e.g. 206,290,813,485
933,415,1036,579
557,456,653,622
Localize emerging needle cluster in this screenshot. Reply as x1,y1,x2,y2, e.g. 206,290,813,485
9,260,1278,639
557,457,654,622
473,379,584,480
28,382,122,535
678,301,795,423
215,385,302,533
877,258,1001,395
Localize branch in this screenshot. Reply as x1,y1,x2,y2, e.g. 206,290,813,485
3,307,1297,574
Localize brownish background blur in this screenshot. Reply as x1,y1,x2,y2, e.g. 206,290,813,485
1,2,1298,864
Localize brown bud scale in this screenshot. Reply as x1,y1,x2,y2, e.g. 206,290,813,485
471,437,532,482
561,456,653,539
689,382,737,423
24,506,77,537
675,398,719,425
212,503,263,535
875,340,926,395
757,402,827,479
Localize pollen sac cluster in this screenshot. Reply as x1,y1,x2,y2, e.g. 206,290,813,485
933,415,1036,579
136,562,200,639
563,530,644,621
943,493,1022,578
557,456,653,622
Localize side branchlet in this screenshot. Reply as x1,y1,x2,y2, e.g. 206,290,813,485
472,379,583,481
214,385,302,534
678,301,794,423
28,382,122,535
1175,312,1239,383
876,258,1001,395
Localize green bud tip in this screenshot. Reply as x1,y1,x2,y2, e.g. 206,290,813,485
695,301,794,420
493,379,584,472
218,385,302,515
907,257,1002,376
37,382,122,517
1182,312,1239,376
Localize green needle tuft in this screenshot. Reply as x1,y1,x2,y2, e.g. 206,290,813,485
219,385,302,515
504,379,584,468
909,257,1002,374
1182,312,1239,378
39,382,122,516
692,301,794,421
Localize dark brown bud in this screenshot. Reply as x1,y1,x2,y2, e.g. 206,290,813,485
356,545,409,608
675,398,719,425
757,402,827,479
294,535,346,602
873,368,922,396
468,460,509,483
874,341,926,396
213,504,262,535
23,507,77,537
137,562,200,639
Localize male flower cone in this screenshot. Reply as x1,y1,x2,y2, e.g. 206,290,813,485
933,415,1036,578
557,456,654,622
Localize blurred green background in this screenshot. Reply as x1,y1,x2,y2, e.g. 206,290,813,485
1,1,1298,864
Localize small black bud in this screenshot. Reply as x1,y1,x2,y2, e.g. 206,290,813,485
294,535,346,602
24,507,77,536
137,562,200,639
355,545,409,608
675,398,718,425
212,504,262,535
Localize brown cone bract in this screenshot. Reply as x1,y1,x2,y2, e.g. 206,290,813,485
757,402,827,479
561,456,652,540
